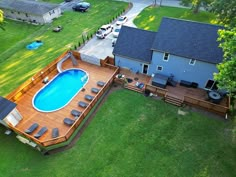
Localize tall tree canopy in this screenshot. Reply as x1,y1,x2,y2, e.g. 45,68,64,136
214,27,236,102
180,0,213,13
210,0,236,27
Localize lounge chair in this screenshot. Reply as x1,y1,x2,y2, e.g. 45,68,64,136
91,87,100,94
78,101,88,108
97,81,105,87
34,126,48,139
63,118,75,126
25,123,39,134
52,128,59,138
71,109,81,118
85,94,94,101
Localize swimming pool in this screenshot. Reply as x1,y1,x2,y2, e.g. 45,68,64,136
32,69,89,112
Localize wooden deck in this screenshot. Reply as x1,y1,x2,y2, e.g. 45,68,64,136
10,53,118,147
117,68,230,116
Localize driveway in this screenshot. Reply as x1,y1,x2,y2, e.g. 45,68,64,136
79,0,182,60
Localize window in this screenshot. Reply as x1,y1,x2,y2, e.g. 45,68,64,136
189,59,196,65
163,53,169,61
157,66,163,71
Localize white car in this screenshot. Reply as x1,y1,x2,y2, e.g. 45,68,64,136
113,27,121,38
116,16,128,26
96,24,113,39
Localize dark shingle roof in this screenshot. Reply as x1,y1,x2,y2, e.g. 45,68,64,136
113,26,156,63
0,96,16,120
0,0,59,15
152,17,224,64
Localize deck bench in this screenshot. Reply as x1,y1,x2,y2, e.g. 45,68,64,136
52,128,59,138
71,109,81,118
97,81,105,87
34,126,48,139
63,118,75,126
78,101,88,108
180,80,192,87
85,94,94,101
25,123,39,134
91,88,100,94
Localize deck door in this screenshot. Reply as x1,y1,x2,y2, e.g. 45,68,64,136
142,64,149,74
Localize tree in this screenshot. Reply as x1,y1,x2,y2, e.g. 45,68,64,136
210,0,236,27
0,9,4,30
214,27,236,110
180,0,213,13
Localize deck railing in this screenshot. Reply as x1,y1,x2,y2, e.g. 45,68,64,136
144,84,230,116
5,50,119,148
184,95,230,116
40,66,119,147
145,84,168,97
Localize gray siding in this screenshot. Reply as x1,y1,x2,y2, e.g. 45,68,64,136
149,51,218,88
115,55,146,74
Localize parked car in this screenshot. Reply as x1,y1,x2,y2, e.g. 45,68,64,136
52,26,63,32
72,2,90,12
116,16,128,26
113,27,121,38
96,24,113,39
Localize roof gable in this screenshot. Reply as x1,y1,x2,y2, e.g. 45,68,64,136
0,96,16,120
152,17,224,64
0,0,59,15
113,26,156,63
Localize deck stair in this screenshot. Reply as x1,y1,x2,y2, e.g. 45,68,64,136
124,84,143,93
165,94,183,107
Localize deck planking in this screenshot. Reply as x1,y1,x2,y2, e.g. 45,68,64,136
14,59,116,144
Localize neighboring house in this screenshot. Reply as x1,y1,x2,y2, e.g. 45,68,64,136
0,0,61,24
0,96,22,128
113,17,224,89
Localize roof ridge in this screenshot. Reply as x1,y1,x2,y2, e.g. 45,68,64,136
162,17,223,28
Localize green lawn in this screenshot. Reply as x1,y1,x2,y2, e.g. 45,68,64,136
133,6,216,31
0,89,235,177
0,0,128,96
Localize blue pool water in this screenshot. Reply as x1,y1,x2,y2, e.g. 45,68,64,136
32,69,88,112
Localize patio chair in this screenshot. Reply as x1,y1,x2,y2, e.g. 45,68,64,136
78,101,88,108
91,87,100,94
85,94,94,101
63,118,75,126
97,81,105,87
34,126,48,139
25,123,39,134
52,128,59,138
71,109,81,119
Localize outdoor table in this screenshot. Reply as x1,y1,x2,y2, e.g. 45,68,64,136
208,91,222,103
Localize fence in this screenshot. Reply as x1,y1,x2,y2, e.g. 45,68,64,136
144,84,230,116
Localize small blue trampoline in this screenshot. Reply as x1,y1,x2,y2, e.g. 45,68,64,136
26,40,43,50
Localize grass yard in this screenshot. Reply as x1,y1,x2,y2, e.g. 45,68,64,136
133,6,216,31
0,89,235,177
0,0,128,96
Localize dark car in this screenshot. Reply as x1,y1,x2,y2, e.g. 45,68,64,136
72,2,90,12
